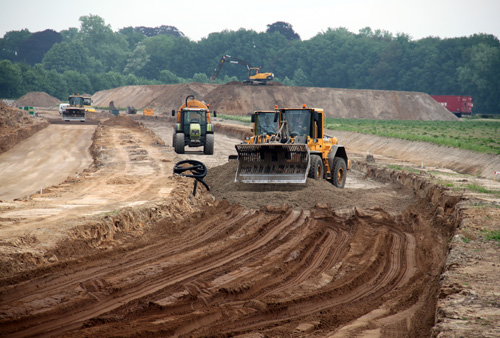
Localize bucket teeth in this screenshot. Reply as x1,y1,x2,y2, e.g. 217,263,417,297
235,144,310,183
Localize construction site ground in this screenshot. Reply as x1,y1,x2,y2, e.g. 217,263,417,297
0,95,499,337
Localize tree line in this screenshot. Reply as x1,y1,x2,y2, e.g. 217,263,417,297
1,15,499,114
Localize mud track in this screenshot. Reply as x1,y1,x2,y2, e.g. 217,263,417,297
0,115,464,337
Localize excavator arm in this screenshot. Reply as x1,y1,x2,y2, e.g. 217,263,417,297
210,55,254,82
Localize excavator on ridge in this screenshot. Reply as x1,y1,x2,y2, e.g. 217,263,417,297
210,55,274,85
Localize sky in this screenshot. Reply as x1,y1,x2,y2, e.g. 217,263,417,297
1,0,499,41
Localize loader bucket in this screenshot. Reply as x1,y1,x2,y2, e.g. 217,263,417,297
235,143,310,183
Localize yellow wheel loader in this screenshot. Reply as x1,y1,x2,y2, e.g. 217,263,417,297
62,94,87,122
235,105,350,187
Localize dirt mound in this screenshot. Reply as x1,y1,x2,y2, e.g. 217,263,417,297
13,92,61,107
92,83,456,121
204,84,456,120
92,83,218,114
100,114,142,128
205,160,414,211
0,101,49,154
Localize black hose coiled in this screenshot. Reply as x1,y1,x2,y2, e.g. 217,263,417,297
173,160,210,196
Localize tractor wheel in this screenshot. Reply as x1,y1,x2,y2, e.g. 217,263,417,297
174,133,185,154
331,157,347,188
309,155,324,180
204,134,214,155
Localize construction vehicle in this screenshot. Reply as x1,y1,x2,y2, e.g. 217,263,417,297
210,55,274,85
235,105,350,187
62,94,86,122
83,96,95,113
172,95,217,154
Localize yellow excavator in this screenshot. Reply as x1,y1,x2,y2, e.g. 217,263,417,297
210,55,274,85
235,105,350,187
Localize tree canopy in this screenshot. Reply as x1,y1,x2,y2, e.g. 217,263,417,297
0,16,499,114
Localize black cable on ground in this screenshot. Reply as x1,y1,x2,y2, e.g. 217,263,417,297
173,160,210,196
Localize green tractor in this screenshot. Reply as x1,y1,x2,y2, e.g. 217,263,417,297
172,95,216,154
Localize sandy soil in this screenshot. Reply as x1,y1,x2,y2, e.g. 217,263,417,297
0,124,95,200
0,88,498,337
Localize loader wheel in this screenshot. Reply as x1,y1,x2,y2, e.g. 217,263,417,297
174,133,185,154
204,134,214,155
331,157,347,188
309,155,324,180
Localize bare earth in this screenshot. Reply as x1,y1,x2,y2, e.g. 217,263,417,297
0,88,499,337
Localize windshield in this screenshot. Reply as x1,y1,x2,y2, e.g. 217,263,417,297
69,96,84,106
256,113,278,135
283,110,311,136
183,110,206,125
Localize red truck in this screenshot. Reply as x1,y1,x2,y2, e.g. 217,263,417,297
431,95,473,117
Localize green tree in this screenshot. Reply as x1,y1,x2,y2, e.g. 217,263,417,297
63,70,91,94
123,42,150,76
159,69,179,84
77,15,129,72
266,21,300,41
45,69,67,99
192,72,210,83
60,27,79,42
292,68,311,86
118,26,146,50
0,60,23,97
458,42,500,113
0,29,31,61
22,64,50,93
42,40,95,73
18,29,62,65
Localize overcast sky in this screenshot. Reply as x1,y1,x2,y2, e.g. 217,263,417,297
1,0,499,41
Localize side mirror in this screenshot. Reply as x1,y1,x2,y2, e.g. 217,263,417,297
251,114,255,123
171,109,176,117
213,110,217,117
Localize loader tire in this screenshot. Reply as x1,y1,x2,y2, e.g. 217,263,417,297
204,134,214,155
174,133,185,154
331,157,347,188
309,155,324,180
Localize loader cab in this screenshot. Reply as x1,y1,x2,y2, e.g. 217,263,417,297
283,109,312,137
69,95,84,107
253,111,279,135
281,108,322,139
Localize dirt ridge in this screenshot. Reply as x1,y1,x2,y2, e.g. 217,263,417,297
92,82,457,121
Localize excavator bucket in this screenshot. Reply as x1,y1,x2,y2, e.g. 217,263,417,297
235,143,310,183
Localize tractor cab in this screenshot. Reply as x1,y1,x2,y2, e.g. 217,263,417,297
172,95,216,154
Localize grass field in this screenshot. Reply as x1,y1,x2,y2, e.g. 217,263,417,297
218,115,499,155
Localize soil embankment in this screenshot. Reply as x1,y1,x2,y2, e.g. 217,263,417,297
92,82,457,120
0,101,49,154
